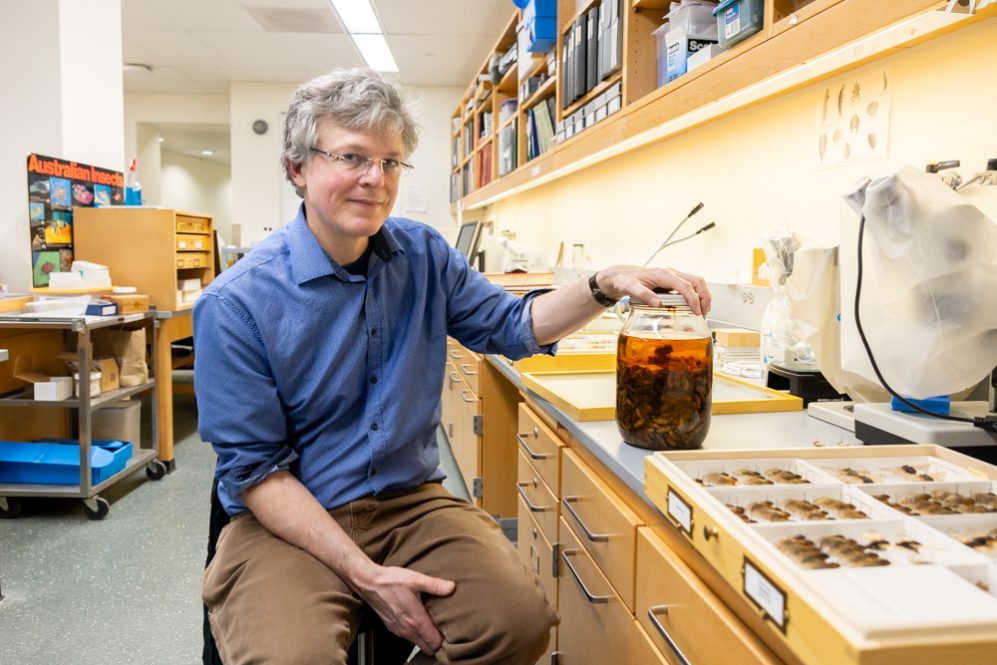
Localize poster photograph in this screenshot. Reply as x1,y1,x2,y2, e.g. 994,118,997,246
26,153,123,287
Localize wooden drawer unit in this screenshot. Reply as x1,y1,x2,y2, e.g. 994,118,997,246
175,233,208,250
561,448,641,612
637,527,779,665
517,450,559,543
516,402,563,496
74,207,214,311
454,350,481,394
558,517,654,665
517,494,558,609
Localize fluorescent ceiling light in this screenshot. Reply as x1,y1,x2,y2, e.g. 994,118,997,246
201,150,214,156
329,0,381,33
351,33,398,72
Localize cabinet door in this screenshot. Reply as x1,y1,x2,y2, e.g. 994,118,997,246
517,403,563,495
517,450,559,543
561,449,641,611
452,379,480,500
636,527,781,665
517,493,558,609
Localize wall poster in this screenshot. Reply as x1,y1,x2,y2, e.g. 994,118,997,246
26,153,123,287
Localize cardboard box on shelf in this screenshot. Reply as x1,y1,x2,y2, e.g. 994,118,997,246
58,354,120,393
107,293,150,313
13,355,72,400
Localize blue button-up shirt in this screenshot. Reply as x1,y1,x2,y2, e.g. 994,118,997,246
194,208,553,515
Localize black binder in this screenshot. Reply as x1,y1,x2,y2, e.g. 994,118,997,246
586,7,599,93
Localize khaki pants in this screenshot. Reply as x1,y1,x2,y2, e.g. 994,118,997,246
204,483,558,665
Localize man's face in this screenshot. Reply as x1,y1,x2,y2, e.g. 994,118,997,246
290,119,404,245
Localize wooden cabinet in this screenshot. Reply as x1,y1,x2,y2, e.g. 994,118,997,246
441,340,523,519
637,527,780,665
73,208,214,311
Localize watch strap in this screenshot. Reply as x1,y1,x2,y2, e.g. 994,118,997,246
588,272,617,307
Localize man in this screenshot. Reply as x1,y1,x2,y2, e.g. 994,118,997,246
194,68,710,665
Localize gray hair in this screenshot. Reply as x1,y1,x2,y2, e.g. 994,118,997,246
281,68,420,196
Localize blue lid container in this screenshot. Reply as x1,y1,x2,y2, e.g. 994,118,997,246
713,0,764,49
0,439,132,485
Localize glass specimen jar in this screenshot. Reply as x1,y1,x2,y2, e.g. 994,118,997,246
616,294,713,450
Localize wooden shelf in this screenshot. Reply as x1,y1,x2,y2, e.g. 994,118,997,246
521,76,557,112
460,0,994,211
561,72,622,118
497,62,518,94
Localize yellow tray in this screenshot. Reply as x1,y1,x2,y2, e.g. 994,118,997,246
519,370,802,421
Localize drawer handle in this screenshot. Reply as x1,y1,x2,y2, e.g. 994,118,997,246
560,549,611,604
562,496,610,542
448,350,462,359
647,606,692,665
529,543,541,574
516,482,554,513
703,525,719,542
448,372,460,389
458,363,478,376
515,432,554,460
459,390,476,404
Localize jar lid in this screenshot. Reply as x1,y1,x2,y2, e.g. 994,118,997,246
628,289,691,308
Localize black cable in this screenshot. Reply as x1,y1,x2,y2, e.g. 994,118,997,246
854,214,997,432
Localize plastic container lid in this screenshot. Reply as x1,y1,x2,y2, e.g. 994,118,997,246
714,0,740,15
112,286,137,294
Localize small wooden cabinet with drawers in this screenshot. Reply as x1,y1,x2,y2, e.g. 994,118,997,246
73,207,215,311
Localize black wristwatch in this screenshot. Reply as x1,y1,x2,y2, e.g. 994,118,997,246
588,272,617,307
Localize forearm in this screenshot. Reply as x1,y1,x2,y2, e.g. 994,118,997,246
530,277,606,346
241,470,374,591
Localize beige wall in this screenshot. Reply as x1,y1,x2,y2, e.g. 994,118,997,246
160,150,233,243
487,15,997,282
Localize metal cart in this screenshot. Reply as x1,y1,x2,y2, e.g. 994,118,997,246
0,312,164,520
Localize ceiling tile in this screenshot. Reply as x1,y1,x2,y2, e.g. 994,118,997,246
123,67,213,94
198,32,358,70
388,34,466,74
374,0,466,35
121,0,183,30
124,30,233,68
150,0,265,32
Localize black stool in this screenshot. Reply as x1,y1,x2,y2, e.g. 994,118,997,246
203,477,413,665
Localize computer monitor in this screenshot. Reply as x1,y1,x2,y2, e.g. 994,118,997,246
454,221,483,264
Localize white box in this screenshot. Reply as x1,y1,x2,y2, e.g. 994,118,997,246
73,372,102,398
34,376,73,401
178,277,202,292
688,43,725,72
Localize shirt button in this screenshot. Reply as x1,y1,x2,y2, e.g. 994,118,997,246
371,422,379,431
370,328,377,336
371,467,378,477
369,376,377,384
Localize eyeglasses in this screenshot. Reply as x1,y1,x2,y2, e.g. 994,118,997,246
309,147,413,178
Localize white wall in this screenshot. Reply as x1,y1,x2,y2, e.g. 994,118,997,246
0,0,123,293
489,16,997,283
230,81,464,245
160,150,233,243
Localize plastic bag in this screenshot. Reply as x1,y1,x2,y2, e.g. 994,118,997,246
840,166,997,399
759,230,813,377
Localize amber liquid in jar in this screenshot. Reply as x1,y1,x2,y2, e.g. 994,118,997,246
616,333,713,450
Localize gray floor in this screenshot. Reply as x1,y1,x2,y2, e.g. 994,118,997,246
0,396,470,665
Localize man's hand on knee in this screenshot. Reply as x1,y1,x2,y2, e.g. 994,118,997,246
356,564,455,655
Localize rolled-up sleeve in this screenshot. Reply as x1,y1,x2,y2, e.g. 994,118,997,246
441,245,557,360
193,292,296,513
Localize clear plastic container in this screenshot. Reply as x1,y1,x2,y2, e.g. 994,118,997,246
713,0,764,48
667,0,720,35
616,294,713,450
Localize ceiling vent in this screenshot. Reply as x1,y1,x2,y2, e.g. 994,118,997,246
244,6,341,34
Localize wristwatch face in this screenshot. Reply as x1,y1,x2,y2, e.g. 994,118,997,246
588,273,616,306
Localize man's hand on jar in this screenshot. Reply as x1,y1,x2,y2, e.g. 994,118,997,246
596,266,712,316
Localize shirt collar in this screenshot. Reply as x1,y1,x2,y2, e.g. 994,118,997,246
287,204,405,285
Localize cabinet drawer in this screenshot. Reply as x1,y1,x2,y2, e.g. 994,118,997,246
176,252,210,268
175,216,210,233
561,449,640,612
517,494,557,609
517,403,563,496
451,378,480,498
455,352,481,394
175,233,207,250
556,517,637,665
636,527,779,665
517,450,559,543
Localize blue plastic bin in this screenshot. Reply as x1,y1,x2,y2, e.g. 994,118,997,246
0,439,132,485
713,0,763,48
